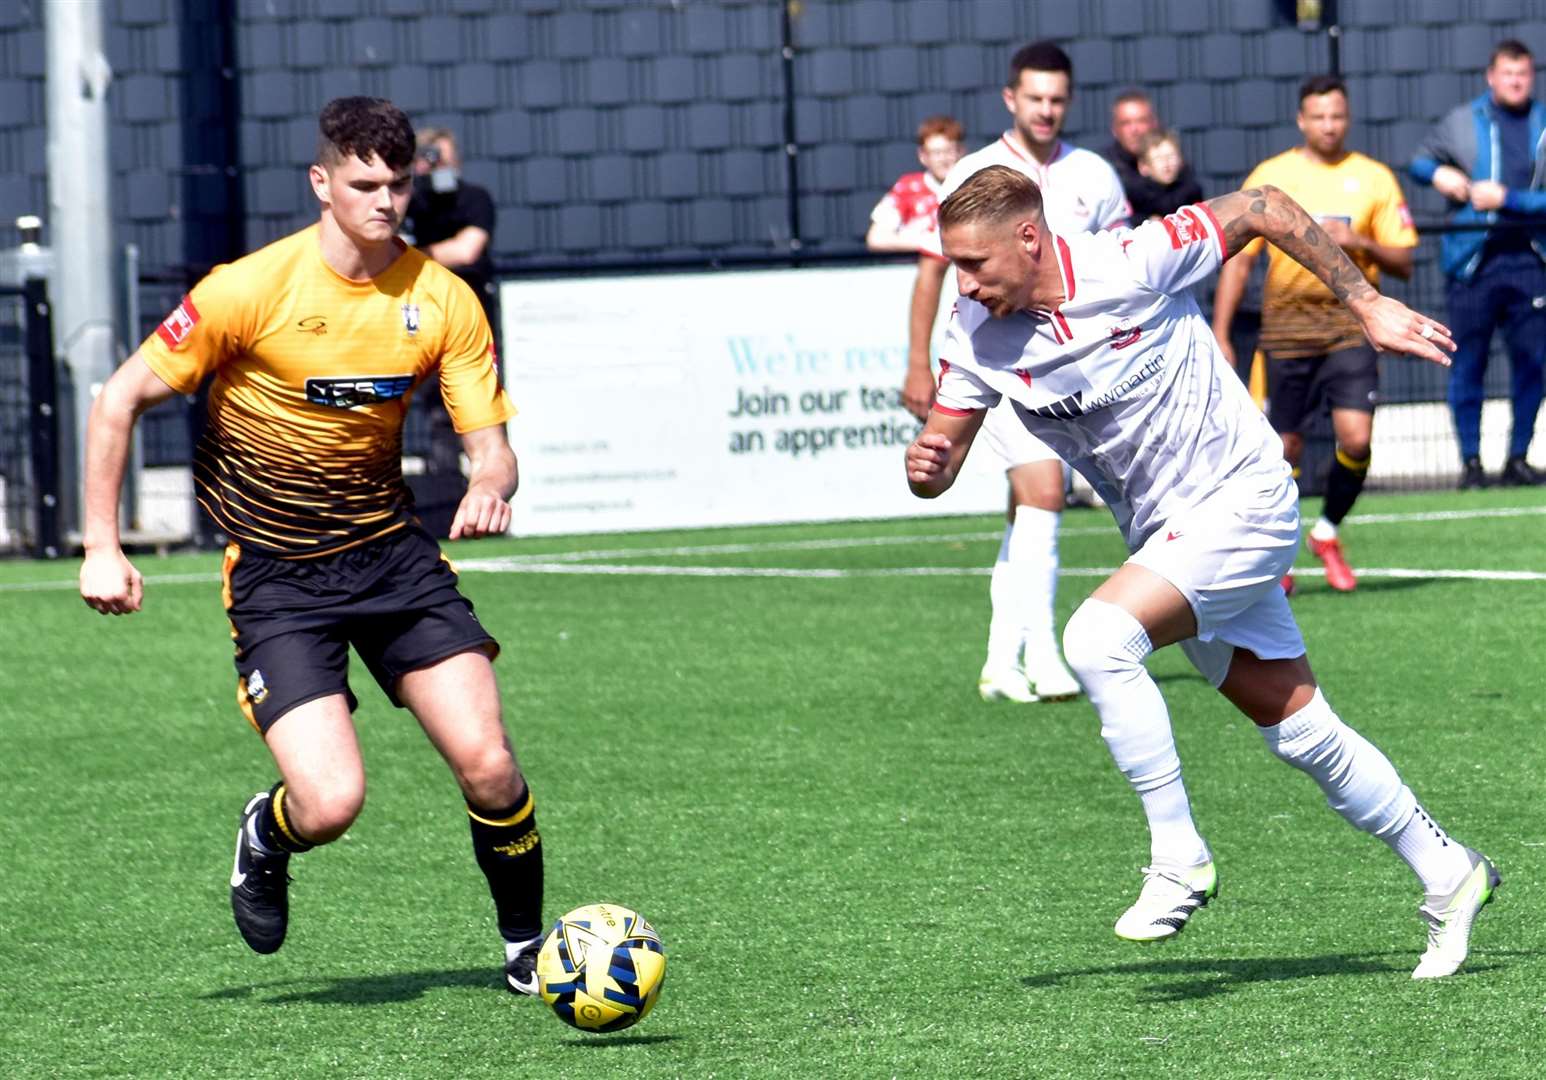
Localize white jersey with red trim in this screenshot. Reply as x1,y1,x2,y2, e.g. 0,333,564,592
922,135,1130,262
935,204,1294,549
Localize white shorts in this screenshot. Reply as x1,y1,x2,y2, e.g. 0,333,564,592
1128,482,1305,687
980,400,1062,469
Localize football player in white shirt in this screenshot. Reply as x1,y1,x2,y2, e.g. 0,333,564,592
906,165,1498,980
903,41,1130,706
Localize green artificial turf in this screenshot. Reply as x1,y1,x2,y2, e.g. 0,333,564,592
2,487,1542,1078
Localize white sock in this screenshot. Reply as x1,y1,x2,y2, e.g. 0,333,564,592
1258,689,1471,896
1007,505,1060,668
1310,517,1338,542
1063,599,1210,871
984,524,1021,670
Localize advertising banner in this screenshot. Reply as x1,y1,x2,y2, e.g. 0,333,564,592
499,264,1007,536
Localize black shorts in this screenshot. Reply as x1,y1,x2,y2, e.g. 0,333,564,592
1266,345,1379,435
222,524,500,733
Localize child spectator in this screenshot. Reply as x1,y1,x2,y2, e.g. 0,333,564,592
866,116,964,252
1135,130,1196,219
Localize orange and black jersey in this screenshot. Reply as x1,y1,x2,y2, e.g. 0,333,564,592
140,225,515,558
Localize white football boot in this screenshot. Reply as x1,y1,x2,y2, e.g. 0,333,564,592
1025,653,1082,702
1411,848,1500,979
978,663,1038,703
1114,861,1218,942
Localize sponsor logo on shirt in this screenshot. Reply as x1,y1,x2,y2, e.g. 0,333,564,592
305,375,415,409
1161,209,1207,250
1017,349,1168,420
155,295,200,348
296,316,328,335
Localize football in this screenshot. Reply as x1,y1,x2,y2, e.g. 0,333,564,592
535,903,666,1033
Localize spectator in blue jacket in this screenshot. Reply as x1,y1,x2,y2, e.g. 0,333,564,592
1410,39,1546,488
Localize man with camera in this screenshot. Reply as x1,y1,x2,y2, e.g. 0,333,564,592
403,128,501,527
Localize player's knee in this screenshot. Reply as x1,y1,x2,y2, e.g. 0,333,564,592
289,779,365,842
1062,598,1149,685
456,742,523,809
1338,440,1371,464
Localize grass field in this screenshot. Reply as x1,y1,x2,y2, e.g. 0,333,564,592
3,487,1544,1079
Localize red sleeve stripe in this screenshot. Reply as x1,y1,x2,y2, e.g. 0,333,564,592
1193,201,1228,260
933,403,978,417
1160,215,1182,250
919,247,950,263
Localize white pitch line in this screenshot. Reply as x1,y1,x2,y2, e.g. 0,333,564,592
488,502,1546,566
4,502,1544,593
491,526,1114,564
1347,505,1546,525
456,561,1546,583
6,562,1546,594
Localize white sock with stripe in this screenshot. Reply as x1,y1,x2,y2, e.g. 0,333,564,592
1063,598,1210,872
1257,689,1471,896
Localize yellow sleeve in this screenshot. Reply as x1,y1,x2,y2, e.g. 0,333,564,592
137,264,251,393
1369,165,1419,249
436,276,517,434
1239,162,1271,258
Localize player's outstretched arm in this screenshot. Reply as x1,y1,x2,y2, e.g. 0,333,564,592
450,423,518,540
1205,185,1454,366
905,407,984,498
80,353,181,615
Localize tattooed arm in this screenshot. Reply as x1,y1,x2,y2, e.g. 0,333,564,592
1204,185,1455,366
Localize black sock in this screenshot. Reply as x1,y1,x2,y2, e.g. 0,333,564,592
254,781,315,854
468,789,544,943
1322,448,1370,526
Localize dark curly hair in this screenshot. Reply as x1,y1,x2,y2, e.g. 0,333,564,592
316,97,415,171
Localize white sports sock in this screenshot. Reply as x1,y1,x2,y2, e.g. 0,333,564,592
984,524,1021,670
1007,505,1060,666
1063,599,1210,871
1310,517,1338,542
1258,689,1471,896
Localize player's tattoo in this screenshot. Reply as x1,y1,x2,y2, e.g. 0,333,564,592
1207,185,1377,308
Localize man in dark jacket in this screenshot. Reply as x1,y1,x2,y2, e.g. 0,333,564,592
1101,89,1204,223
1410,39,1546,487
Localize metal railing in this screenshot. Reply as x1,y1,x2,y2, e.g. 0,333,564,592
0,281,62,557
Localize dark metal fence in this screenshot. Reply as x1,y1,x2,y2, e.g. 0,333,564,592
0,281,62,558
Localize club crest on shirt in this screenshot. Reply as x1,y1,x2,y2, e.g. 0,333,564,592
1108,321,1142,349
245,669,269,704
401,303,420,336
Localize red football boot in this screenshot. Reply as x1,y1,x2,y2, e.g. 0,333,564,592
1307,535,1356,592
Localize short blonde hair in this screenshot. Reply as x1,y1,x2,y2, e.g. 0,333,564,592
937,165,1044,231
1137,129,1181,159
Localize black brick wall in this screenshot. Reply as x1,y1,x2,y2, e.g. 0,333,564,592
2,1,1546,270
